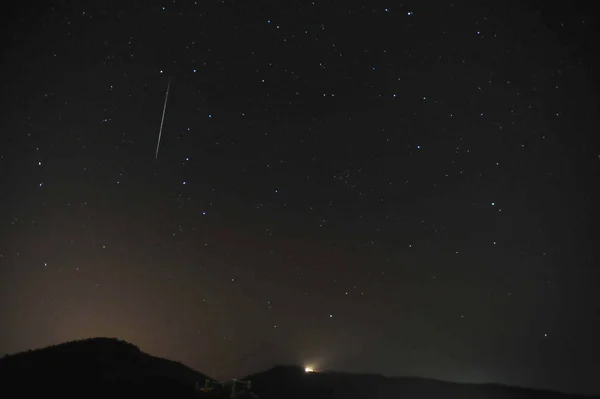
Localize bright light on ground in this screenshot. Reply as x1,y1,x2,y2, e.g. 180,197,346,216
304,366,314,373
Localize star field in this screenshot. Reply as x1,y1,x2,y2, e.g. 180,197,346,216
1,0,599,395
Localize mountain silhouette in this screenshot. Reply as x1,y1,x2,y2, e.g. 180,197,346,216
244,365,599,399
0,337,210,397
1,339,598,398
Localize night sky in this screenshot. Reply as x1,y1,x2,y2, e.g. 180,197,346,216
1,0,599,395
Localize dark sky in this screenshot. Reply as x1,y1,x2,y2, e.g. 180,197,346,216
1,0,599,394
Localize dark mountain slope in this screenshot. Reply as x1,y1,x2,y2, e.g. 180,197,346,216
2,341,599,399
0,337,211,397
244,365,599,399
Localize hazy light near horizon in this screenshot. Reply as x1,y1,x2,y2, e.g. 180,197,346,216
305,366,314,373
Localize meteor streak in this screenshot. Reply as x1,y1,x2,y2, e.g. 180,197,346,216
155,77,171,160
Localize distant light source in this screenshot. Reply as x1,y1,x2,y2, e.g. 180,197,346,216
304,367,314,373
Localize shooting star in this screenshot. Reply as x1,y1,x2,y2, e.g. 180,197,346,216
155,76,171,160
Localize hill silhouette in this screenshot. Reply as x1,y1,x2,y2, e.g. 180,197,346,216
1,339,598,398
0,337,211,397
244,365,599,399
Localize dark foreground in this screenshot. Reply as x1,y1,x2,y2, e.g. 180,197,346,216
0,338,597,399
